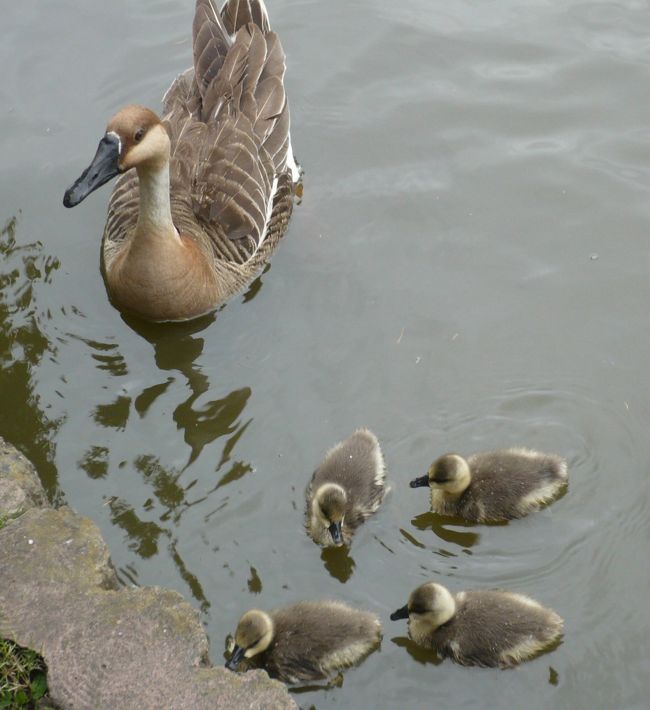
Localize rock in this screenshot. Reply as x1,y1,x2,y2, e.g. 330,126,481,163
0,507,118,592
0,436,48,519
0,440,296,710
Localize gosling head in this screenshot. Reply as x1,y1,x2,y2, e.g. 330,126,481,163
63,105,169,208
390,582,457,629
226,609,274,671
409,454,471,495
312,483,347,546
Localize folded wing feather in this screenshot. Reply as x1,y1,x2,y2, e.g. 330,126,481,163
183,0,290,249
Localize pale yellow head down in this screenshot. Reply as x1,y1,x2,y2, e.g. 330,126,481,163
312,483,347,524
311,482,347,545
234,609,275,659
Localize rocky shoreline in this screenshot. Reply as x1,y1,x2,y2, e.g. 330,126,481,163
0,437,296,710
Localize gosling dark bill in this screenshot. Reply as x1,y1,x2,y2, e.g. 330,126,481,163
328,521,343,546
390,604,409,621
225,644,245,671
409,474,429,488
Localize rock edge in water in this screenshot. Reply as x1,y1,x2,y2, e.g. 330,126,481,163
0,437,296,710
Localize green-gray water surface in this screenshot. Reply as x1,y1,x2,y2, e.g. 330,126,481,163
2,1,650,708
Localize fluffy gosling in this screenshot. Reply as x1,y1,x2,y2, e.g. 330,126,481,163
306,429,387,547
410,448,567,522
391,581,563,668
225,600,382,683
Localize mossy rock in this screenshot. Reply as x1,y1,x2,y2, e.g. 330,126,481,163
0,437,47,520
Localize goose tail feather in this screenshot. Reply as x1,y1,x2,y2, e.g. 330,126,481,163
221,0,271,34
193,0,233,97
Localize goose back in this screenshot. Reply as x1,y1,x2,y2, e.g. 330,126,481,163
103,0,295,301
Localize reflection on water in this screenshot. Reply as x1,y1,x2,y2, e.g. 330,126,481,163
241,265,269,304
247,565,262,594
411,511,482,549
93,394,130,429
320,545,356,583
390,636,442,667
170,539,210,614
125,314,253,468
63,309,256,614
77,445,109,479
0,215,61,500
107,494,165,559
289,673,344,695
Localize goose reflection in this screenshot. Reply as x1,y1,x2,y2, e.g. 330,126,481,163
320,545,356,583
124,313,253,470
78,314,255,615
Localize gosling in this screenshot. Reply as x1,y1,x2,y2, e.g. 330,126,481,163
306,429,387,547
410,448,567,522
225,600,382,683
391,581,563,668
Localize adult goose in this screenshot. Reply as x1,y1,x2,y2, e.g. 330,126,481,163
63,0,299,322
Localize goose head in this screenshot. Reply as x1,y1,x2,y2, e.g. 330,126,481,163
390,582,456,629
409,453,471,495
63,105,169,207
312,482,347,546
226,609,274,671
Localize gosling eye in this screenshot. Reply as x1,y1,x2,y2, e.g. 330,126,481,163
134,128,145,143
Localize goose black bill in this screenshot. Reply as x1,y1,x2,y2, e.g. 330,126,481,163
63,133,121,208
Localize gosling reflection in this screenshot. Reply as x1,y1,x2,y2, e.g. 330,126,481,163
390,636,443,666
320,545,356,583
411,512,481,550
247,566,262,595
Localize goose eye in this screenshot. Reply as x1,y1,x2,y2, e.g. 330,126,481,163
134,128,145,143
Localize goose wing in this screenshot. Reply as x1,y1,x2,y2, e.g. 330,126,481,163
167,0,291,261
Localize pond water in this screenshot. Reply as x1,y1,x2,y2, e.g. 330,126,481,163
2,0,650,708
